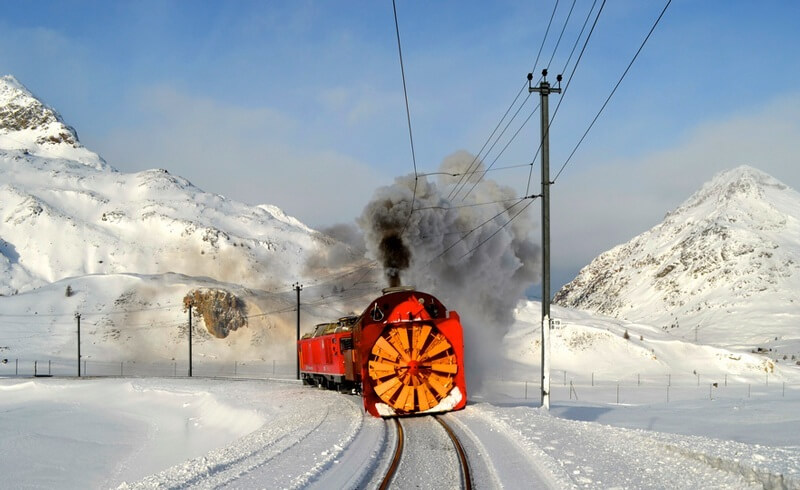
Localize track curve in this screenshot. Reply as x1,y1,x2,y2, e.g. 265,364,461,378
378,418,405,490
434,415,472,490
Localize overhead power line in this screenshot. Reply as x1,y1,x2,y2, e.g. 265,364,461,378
428,195,536,264
531,0,561,74
445,84,528,201
459,0,585,201
413,193,535,212
546,0,577,70
559,0,600,77
554,0,672,182
446,0,561,203
392,0,419,236
457,198,538,261
460,102,540,200
525,0,607,195
418,160,535,179
441,0,603,265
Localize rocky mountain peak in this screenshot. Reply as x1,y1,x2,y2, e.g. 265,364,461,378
0,75,108,170
554,166,800,343
676,165,787,215
0,75,77,143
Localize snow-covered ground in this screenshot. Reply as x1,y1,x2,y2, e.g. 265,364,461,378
4,296,800,489
3,299,800,489
2,375,799,489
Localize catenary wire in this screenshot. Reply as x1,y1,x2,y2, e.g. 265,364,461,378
463,0,577,199
447,0,559,202
448,0,604,261
418,160,535,179
445,83,527,201
460,103,540,200
531,0,561,75
554,0,672,182
457,198,538,261
546,0,577,70
392,0,419,237
413,194,536,212
452,96,537,201
427,196,532,264
560,0,599,77
525,0,607,195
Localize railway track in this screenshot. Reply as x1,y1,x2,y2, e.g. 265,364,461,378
379,415,472,489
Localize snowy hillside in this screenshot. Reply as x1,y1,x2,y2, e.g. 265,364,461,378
554,166,800,358
508,300,795,381
0,75,371,363
1,82,326,295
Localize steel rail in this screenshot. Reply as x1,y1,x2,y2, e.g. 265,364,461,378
435,415,473,490
378,418,405,490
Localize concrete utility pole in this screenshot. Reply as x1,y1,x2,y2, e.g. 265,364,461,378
294,283,303,380
188,302,193,377
529,69,561,410
75,313,81,377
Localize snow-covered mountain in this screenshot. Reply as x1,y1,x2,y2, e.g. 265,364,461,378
0,75,367,362
0,75,108,170
554,166,800,354
0,75,340,295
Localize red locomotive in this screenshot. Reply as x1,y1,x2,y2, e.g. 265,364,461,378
298,287,467,417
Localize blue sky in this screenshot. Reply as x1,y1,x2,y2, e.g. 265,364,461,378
3,1,800,291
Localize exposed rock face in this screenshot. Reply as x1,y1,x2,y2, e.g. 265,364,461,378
184,288,248,339
0,77,76,144
0,75,108,169
554,166,800,337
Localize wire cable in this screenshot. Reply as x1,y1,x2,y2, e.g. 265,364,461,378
418,159,534,179
531,0,561,74
525,0,607,195
560,0,599,77
453,96,536,201
446,0,559,203
445,83,527,201
457,198,537,261
554,0,672,182
413,194,535,212
546,0,577,70
461,101,540,200
437,0,599,264
392,0,419,236
427,196,532,264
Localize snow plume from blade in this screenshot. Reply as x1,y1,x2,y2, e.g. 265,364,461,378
359,151,541,389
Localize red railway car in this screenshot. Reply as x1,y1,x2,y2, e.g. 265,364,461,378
298,317,357,388
298,287,467,417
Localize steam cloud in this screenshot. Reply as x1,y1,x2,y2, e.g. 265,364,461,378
358,150,541,389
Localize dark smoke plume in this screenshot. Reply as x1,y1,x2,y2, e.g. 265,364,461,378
379,232,410,287
358,150,542,390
